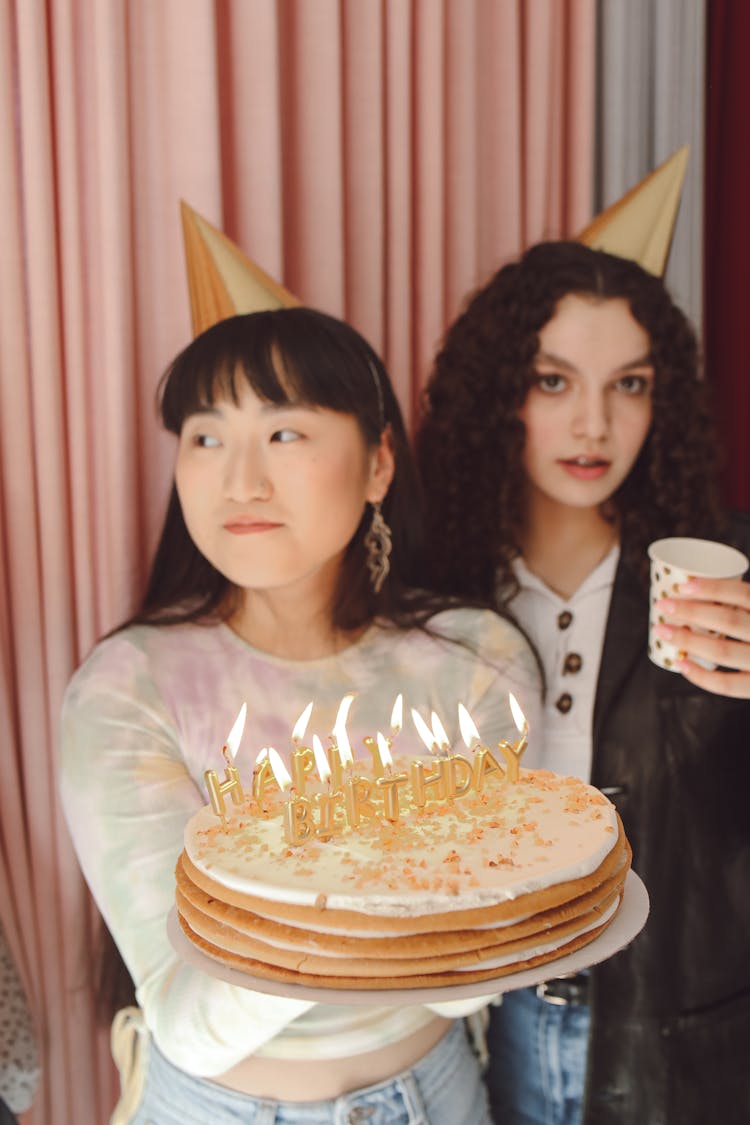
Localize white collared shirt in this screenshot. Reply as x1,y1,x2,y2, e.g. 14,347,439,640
509,546,619,781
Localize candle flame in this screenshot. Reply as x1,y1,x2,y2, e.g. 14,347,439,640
376,731,393,771
267,747,293,791
254,747,268,767
337,736,354,769
312,734,331,784
390,693,403,735
458,703,480,750
333,692,355,766
225,703,247,761
430,712,450,752
411,708,438,752
334,693,356,729
509,692,527,733
292,701,313,743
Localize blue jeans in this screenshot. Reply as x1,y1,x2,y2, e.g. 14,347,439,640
485,987,590,1125
128,1018,491,1124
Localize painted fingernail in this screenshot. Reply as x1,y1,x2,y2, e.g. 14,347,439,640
654,623,674,640
656,598,676,614
678,580,700,593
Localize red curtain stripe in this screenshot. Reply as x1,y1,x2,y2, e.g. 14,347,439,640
704,0,750,511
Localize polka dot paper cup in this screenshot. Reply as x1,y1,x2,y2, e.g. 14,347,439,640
647,537,749,672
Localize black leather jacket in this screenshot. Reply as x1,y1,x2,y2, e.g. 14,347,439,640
583,514,750,1124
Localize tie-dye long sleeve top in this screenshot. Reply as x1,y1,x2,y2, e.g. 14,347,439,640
60,607,540,1077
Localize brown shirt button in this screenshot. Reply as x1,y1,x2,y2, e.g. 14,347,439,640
555,692,573,714
557,610,573,630
563,652,583,675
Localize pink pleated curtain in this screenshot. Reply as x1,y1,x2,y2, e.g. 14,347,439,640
0,2,594,1121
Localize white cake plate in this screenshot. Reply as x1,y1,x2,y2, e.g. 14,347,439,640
167,869,648,1006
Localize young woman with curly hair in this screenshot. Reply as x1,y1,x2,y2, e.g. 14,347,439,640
416,241,750,1125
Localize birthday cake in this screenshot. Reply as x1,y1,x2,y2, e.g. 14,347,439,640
175,756,630,990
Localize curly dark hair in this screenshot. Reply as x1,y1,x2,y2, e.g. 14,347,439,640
416,241,725,606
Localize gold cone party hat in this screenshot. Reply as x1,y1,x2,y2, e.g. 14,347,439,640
181,201,299,337
576,145,689,277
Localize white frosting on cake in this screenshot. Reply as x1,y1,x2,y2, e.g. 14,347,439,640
185,767,618,918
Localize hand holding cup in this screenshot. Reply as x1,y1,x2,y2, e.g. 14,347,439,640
648,537,750,698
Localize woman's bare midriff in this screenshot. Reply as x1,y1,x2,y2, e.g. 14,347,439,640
210,1014,453,1101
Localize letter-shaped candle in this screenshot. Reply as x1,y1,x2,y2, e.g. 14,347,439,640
495,693,528,783
458,703,506,791
410,708,446,806
204,703,247,824
430,711,473,798
290,701,315,793
252,747,282,800
267,747,314,845
365,692,403,778
374,732,409,821
328,692,355,788
312,734,345,839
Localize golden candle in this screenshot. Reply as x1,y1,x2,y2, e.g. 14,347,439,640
312,734,331,788
458,703,481,753
267,746,307,844
312,734,345,839
313,791,346,838
472,746,506,791
325,741,346,791
364,735,385,779
252,749,280,801
204,704,247,822
495,740,520,783
343,775,376,827
289,702,315,793
374,732,408,821
410,707,446,807
290,745,314,792
329,692,355,790
204,765,244,823
496,693,529,784
410,758,445,807
509,692,529,759
458,703,506,790
283,796,316,844
411,708,439,755
267,746,293,791
439,754,474,798
429,711,473,800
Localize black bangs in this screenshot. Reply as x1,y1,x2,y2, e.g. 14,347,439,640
158,308,385,442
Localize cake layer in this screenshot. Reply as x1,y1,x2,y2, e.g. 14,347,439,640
176,865,626,980
176,837,629,954
177,906,621,990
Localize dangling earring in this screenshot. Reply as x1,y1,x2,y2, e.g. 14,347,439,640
364,501,392,593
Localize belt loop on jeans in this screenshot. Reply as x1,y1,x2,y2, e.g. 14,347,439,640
535,973,589,1006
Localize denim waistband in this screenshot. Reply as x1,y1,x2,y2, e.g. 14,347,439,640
127,1016,491,1125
